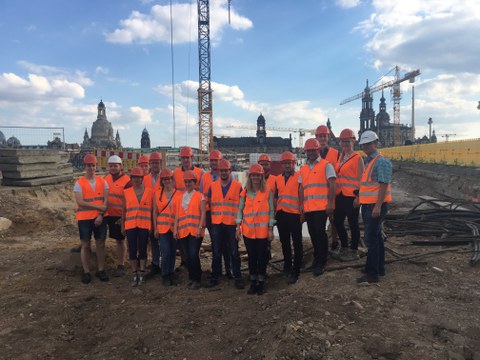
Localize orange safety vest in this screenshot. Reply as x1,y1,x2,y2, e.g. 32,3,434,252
124,187,153,230
240,188,271,239
300,160,329,212
210,179,242,226
104,173,130,217
176,191,205,239
76,176,106,221
143,173,161,192
359,154,392,204
155,188,181,234
335,152,361,197
275,172,301,215
265,174,277,195
201,171,218,212
323,147,339,167
173,166,203,192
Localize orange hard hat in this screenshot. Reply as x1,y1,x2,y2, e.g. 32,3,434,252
258,154,271,163
209,150,223,160
339,128,356,140
160,168,173,179
315,125,330,135
218,159,231,170
249,163,264,175
304,138,320,151
180,146,194,157
183,170,197,182
130,167,144,177
149,152,162,161
83,154,97,164
280,151,296,162
138,155,150,164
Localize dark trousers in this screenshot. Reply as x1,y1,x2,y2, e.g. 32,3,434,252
276,210,303,276
211,224,242,281
180,235,203,282
158,230,176,275
243,237,268,281
150,233,160,266
362,203,388,277
333,194,360,249
206,211,231,275
305,210,328,267
126,228,149,260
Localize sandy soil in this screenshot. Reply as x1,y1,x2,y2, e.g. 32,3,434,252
0,177,479,360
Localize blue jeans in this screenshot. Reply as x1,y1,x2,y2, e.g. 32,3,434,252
361,203,388,277
211,224,241,281
159,231,176,276
150,233,160,266
180,235,203,282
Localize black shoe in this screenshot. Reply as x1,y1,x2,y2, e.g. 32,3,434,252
234,279,245,289
356,274,380,284
247,281,257,295
206,279,219,288
162,275,171,286
145,264,160,279
361,268,385,277
313,266,326,277
70,245,81,253
257,281,265,296
168,273,178,286
114,265,125,277
225,271,234,279
95,270,109,282
287,274,298,284
81,272,91,284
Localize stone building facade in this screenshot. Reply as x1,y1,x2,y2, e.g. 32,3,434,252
82,100,122,150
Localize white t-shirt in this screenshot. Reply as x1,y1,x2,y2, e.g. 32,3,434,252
73,177,109,194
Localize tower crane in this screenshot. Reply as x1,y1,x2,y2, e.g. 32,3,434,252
228,125,315,147
440,133,456,142
340,66,420,146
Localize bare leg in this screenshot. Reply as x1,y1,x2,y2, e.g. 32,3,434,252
81,241,91,273
95,240,106,271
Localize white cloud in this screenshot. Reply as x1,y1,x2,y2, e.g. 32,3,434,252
124,106,153,125
95,66,109,75
336,0,361,9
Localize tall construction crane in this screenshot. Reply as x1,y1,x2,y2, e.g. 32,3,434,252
340,66,420,146
228,124,316,147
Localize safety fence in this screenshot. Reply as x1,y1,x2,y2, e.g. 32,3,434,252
0,126,65,149
93,149,141,172
380,138,480,167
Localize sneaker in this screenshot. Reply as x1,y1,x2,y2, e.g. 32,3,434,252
81,272,91,284
145,264,160,279
339,248,359,262
189,281,201,290
114,265,125,277
137,271,145,286
70,245,81,253
247,281,257,295
287,274,298,284
257,281,265,296
234,279,245,289
356,274,379,284
313,265,326,277
131,272,139,287
205,279,219,288
332,247,348,261
95,270,109,282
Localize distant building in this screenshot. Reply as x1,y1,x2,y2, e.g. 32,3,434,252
0,130,6,147
82,100,122,150
141,128,151,149
6,136,21,148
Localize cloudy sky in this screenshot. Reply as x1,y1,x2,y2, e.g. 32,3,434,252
0,0,479,148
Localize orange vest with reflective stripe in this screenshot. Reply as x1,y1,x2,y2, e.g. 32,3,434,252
173,167,203,192
104,174,130,217
201,171,218,212
143,173,161,192
124,187,153,230
300,160,329,212
76,176,106,221
275,172,301,215
155,189,181,234
176,191,205,238
359,154,392,204
324,147,339,167
211,179,242,226
335,152,361,197
265,174,277,194
241,188,270,239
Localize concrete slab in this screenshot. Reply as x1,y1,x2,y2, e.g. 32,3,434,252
2,166,73,179
0,155,63,164
0,162,72,171
0,149,62,157
1,174,73,187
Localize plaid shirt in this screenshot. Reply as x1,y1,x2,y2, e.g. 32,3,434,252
365,151,392,184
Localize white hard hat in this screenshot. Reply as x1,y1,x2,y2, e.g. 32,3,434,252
107,155,122,164
358,130,379,145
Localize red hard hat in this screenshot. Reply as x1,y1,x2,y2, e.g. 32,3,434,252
160,168,173,179
258,154,271,163
249,163,264,175
280,151,296,162
130,167,144,177
339,128,356,140
180,146,194,157
83,154,97,164
183,170,197,182
209,150,223,160
304,138,320,151
149,152,162,161
218,159,231,170
315,125,330,135
138,155,150,164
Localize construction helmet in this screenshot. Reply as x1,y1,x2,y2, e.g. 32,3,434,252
209,150,223,160
248,163,264,175
218,159,231,170
358,130,379,145
179,146,194,157
258,154,271,163
339,128,356,140
83,154,97,164
160,168,173,179
280,151,296,162
183,170,197,182
138,155,150,164
149,152,162,161
315,125,330,135
107,155,122,164
304,138,320,151
130,167,144,177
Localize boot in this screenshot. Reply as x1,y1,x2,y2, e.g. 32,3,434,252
247,280,257,295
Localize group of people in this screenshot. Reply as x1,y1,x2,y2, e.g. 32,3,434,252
74,125,392,293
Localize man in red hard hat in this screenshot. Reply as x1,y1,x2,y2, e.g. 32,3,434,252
173,146,203,191
258,153,277,192
137,154,150,176
315,124,339,166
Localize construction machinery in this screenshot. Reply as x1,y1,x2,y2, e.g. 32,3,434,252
440,134,456,142
228,124,315,147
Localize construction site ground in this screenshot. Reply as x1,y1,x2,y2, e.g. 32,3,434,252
0,165,479,360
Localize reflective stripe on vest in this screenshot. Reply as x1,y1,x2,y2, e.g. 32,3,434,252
300,160,329,212
76,176,105,221
275,172,301,214
173,167,203,192
359,154,392,204
176,191,204,238
105,174,130,217
335,153,360,197
124,187,153,230
155,189,181,234
241,188,270,239
210,179,242,226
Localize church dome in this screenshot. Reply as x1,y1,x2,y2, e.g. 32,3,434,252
7,136,21,147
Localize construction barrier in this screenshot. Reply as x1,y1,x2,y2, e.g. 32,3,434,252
380,138,480,167
94,149,141,172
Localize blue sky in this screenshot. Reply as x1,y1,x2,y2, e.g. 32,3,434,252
1,0,479,148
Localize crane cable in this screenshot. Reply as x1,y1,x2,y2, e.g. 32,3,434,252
169,0,176,148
